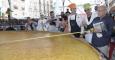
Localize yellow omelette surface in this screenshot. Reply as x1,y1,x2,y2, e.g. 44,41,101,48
0,31,100,60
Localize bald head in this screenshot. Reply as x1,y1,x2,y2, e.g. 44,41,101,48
97,5,107,17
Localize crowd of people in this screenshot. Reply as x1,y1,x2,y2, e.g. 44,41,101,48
0,3,115,60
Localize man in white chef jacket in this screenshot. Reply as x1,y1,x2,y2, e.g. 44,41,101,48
67,3,87,38
84,6,98,43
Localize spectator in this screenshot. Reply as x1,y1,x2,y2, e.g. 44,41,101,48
6,8,12,21
109,4,115,60
88,5,114,57
37,15,47,31
47,21,59,32
61,12,65,18
47,11,60,31
65,9,71,16
25,17,37,31
110,12,115,60
59,15,68,32
5,26,15,31
47,11,56,22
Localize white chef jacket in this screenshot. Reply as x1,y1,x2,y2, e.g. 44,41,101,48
36,19,48,31
85,11,98,43
68,13,87,33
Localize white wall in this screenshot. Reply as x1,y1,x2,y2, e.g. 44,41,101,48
1,0,52,19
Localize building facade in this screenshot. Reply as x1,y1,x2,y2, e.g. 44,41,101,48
26,0,53,18
1,0,53,19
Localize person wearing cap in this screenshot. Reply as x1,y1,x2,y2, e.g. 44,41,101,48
67,3,87,38
83,3,92,21
84,4,98,43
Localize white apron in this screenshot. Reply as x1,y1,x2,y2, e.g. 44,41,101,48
85,11,98,43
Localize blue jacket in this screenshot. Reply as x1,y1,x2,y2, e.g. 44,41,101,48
89,15,114,47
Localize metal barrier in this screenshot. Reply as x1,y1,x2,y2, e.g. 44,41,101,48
0,19,27,31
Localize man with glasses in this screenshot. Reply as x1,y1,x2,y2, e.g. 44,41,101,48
88,5,114,57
